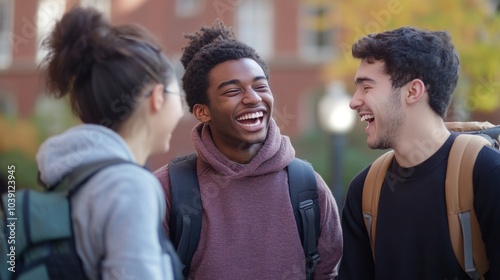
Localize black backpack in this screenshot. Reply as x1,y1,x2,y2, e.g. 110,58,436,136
168,153,321,280
0,159,183,280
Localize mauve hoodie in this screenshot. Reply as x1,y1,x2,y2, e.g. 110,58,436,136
155,119,343,280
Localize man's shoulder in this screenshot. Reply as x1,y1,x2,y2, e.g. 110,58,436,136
479,144,500,158
475,145,500,175
351,165,371,190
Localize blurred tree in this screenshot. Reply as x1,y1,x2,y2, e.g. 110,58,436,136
0,96,77,190
324,0,500,116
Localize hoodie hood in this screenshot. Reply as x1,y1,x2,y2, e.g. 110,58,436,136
192,118,295,178
36,124,136,187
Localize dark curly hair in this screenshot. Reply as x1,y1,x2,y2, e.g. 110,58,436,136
41,6,176,129
352,26,460,119
180,19,269,113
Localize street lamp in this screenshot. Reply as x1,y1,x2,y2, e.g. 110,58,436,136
318,81,356,212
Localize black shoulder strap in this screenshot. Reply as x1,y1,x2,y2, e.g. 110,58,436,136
40,158,132,197
168,153,201,278
460,126,500,149
287,158,320,280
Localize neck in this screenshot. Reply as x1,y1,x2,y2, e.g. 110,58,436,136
118,123,151,166
213,138,263,164
393,116,450,168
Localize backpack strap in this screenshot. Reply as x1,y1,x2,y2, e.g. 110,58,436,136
38,158,132,196
168,153,201,278
362,150,394,259
287,158,320,280
446,134,489,280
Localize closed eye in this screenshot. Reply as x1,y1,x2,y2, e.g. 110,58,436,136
255,84,269,91
224,88,241,96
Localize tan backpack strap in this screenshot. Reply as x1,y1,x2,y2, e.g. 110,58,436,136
446,134,490,279
362,150,394,260
445,121,496,132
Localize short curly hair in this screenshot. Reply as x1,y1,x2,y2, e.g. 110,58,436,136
180,20,269,113
352,26,460,119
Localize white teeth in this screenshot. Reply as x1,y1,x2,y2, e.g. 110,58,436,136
361,114,374,122
241,117,262,127
237,111,264,121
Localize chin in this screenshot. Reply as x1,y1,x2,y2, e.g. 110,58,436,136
237,136,266,150
160,134,172,152
368,137,392,150
249,130,268,143
366,136,379,150
163,142,171,153
151,143,170,155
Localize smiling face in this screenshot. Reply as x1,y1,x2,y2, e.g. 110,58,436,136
194,58,274,157
350,59,406,149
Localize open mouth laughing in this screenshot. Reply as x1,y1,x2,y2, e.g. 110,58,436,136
361,114,374,124
236,111,264,127
360,114,375,132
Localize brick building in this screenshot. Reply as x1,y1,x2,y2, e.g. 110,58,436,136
2,0,497,179
0,0,338,170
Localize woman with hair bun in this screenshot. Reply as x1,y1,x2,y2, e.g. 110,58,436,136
36,6,183,280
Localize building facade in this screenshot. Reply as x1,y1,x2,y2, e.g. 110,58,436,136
0,0,338,171
2,0,498,192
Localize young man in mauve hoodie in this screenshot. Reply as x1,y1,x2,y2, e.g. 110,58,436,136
154,20,343,280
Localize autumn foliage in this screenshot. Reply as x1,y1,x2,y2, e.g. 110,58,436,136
323,0,499,114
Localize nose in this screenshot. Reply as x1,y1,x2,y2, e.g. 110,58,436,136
349,89,362,110
242,88,262,105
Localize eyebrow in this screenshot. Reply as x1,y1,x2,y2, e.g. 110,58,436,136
354,77,376,85
217,76,268,90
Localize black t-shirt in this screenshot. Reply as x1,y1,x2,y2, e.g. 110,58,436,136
339,133,500,280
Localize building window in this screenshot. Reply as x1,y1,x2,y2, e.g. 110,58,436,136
236,0,274,59
299,1,336,62
0,0,13,69
80,0,111,17
175,0,203,18
36,0,66,64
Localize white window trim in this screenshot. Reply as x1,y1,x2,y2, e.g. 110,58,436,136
36,0,66,64
299,2,336,63
0,0,14,69
235,0,274,60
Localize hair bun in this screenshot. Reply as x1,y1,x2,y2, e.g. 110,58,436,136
41,6,118,96
180,19,236,69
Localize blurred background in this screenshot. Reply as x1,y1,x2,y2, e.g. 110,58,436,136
1,0,499,209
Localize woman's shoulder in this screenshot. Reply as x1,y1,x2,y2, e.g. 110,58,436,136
81,162,162,201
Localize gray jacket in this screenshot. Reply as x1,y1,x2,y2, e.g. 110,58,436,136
37,124,173,280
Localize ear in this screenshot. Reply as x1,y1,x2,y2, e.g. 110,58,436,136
405,79,426,104
193,104,211,122
149,84,165,112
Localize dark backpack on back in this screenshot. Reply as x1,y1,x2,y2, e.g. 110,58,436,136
168,153,321,280
0,159,183,280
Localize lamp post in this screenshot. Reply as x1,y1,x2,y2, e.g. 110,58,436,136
318,81,356,212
